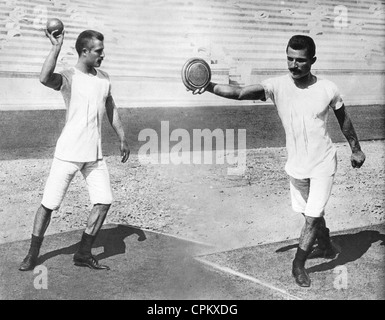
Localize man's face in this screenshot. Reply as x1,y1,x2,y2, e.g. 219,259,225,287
84,38,105,68
286,47,315,80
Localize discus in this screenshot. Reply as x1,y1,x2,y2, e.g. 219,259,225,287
181,58,211,91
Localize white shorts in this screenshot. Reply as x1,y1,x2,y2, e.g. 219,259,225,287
289,175,334,218
41,157,113,210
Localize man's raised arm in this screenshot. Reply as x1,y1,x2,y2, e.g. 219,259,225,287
39,30,65,90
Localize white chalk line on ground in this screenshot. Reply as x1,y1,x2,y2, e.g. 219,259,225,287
195,257,303,300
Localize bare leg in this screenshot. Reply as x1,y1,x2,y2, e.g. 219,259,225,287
316,216,331,248
307,215,337,259
299,216,320,252
301,213,332,249
85,203,110,236
292,216,321,287
19,205,53,271
73,203,111,270
32,204,53,237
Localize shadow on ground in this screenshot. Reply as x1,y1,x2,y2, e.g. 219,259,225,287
202,224,385,300
1,224,384,300
0,224,282,300
275,230,385,274
38,225,147,265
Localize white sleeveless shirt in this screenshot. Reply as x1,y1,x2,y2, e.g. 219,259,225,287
262,74,344,179
54,67,111,162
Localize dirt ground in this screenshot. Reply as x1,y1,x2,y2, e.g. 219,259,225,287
0,140,384,251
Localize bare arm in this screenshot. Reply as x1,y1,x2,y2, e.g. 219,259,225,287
334,104,366,168
196,82,266,101
106,95,130,163
39,30,65,90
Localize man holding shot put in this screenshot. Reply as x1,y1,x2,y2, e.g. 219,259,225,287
191,35,366,287
19,27,130,271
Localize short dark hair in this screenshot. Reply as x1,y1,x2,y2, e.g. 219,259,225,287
286,35,316,58
75,30,104,56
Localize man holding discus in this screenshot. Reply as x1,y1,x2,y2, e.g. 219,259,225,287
190,35,366,287
19,27,130,271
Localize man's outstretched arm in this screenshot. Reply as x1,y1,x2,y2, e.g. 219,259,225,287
105,95,130,163
196,82,266,101
334,105,366,168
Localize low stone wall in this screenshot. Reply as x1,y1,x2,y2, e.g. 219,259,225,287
1,104,384,157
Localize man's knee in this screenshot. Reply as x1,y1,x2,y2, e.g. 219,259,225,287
40,204,53,215
94,203,111,207
93,203,111,212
